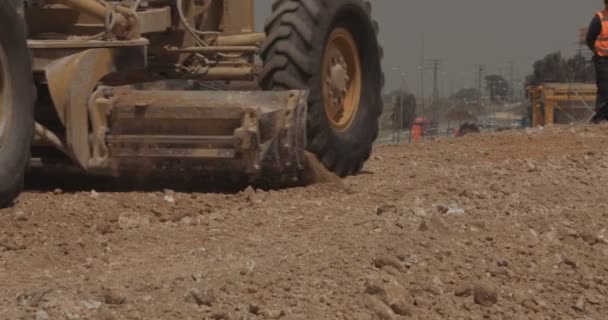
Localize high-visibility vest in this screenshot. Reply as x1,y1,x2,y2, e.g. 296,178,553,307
596,10,608,56
412,124,422,143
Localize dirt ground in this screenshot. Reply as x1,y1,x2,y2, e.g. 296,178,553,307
2,124,608,320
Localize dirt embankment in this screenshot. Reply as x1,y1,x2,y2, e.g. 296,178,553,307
1,124,608,320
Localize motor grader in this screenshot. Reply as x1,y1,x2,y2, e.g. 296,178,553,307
0,0,383,206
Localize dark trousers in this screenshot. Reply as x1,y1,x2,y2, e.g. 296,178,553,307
593,57,608,122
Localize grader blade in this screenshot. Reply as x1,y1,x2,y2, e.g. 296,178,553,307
94,87,308,183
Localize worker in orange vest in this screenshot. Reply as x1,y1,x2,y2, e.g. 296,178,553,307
587,0,608,123
411,123,422,143
411,118,425,143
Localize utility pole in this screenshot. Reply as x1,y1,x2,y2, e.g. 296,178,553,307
430,59,442,103
416,58,442,131
392,67,407,144
475,64,485,96
400,74,406,143
508,61,515,101
419,33,426,116
475,64,489,124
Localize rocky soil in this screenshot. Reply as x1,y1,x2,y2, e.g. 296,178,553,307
2,124,608,319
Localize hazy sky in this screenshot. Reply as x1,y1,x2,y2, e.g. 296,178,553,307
254,0,600,96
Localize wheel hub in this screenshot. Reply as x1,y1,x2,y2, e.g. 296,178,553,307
328,56,349,105
322,28,361,132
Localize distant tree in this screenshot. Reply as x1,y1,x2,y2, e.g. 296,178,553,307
566,53,595,83
525,52,594,87
450,88,481,105
485,74,509,103
390,90,417,129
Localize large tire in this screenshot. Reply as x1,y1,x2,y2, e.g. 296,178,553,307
0,1,34,208
260,0,383,177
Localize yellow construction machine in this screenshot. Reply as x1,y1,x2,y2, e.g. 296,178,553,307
0,0,383,206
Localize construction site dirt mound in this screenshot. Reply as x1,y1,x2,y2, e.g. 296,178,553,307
2,124,608,319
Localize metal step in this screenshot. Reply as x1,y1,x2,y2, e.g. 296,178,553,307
107,134,236,159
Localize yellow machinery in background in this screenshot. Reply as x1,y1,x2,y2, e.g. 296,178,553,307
528,83,596,126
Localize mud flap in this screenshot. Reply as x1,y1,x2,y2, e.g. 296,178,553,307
44,46,146,168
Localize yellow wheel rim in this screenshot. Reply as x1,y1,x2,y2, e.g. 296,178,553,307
322,27,362,132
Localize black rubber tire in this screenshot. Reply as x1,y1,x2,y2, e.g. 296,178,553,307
260,0,383,177
0,1,34,208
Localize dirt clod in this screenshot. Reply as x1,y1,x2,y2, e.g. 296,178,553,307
373,256,402,271
13,210,27,221
102,286,127,305
210,310,231,319
300,151,340,185
376,204,398,216
185,288,216,307
248,304,260,315
93,306,116,320
384,287,413,316
363,294,395,320
573,295,586,312
259,309,285,319
473,281,498,307
454,283,473,297
35,310,49,320
118,212,149,230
